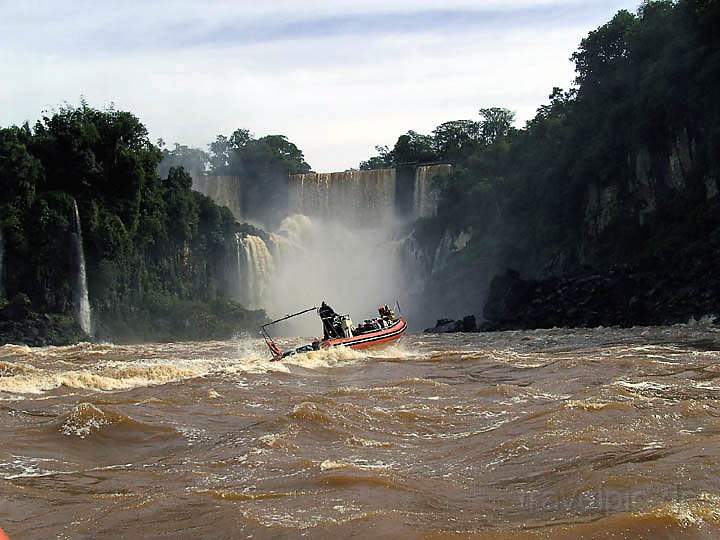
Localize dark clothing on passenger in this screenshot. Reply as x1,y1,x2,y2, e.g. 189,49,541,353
319,302,335,320
319,302,340,339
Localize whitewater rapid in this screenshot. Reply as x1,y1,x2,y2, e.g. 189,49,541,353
3,325,720,539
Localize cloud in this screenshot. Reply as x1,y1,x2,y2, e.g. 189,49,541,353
0,0,640,171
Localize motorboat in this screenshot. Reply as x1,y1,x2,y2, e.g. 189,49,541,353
261,303,407,361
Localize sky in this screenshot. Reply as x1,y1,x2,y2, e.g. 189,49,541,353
1,0,639,172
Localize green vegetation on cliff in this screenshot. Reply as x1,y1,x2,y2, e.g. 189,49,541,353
0,104,266,343
362,0,720,317
160,129,311,225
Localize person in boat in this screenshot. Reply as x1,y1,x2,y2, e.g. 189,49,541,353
378,304,396,321
319,301,341,339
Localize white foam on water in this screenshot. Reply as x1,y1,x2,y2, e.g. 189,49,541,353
0,339,384,398
0,455,131,480
281,345,365,369
60,403,111,438
319,459,390,471
0,364,204,395
614,380,674,392
364,343,417,360
0,344,34,358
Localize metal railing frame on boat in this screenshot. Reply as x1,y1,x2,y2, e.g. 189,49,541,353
260,307,317,354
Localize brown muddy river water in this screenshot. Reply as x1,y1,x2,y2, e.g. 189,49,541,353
2,326,720,539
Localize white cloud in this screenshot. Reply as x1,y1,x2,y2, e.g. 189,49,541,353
0,0,639,171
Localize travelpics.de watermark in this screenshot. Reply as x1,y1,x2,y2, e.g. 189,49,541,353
520,485,691,515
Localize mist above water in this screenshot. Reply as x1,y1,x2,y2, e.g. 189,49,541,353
267,215,405,336
222,165,455,336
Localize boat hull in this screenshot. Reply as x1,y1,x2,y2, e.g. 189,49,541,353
322,318,407,351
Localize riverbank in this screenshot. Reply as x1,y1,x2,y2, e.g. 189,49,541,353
0,295,87,347
0,294,267,346
425,264,720,334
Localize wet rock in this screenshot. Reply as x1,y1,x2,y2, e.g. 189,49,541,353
0,308,88,347
425,319,462,333
425,316,478,334
483,270,535,325
479,263,720,332
461,315,477,332
0,293,32,321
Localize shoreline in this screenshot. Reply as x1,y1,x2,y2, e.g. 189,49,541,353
426,266,720,334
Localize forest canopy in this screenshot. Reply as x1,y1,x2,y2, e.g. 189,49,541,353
360,0,720,270
0,104,279,340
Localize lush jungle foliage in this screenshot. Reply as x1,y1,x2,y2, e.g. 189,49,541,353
3,0,718,339
0,104,266,341
160,130,311,225
363,0,720,284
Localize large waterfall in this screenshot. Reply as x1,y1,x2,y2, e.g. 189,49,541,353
233,214,406,335
72,201,93,336
193,175,242,221
414,164,452,219
227,164,454,333
289,169,397,226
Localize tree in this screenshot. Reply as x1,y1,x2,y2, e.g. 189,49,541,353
244,135,311,175
208,135,231,174
159,144,209,180
392,131,438,164
359,145,394,170
432,120,480,161
478,108,516,146
229,129,252,149
163,167,198,248
0,126,43,210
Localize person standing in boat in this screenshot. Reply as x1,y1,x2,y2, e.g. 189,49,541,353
319,301,340,339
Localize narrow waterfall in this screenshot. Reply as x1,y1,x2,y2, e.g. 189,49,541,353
72,200,93,335
0,227,4,298
235,233,242,301
414,164,453,219
431,230,455,277
430,228,472,277
237,235,275,310
288,169,396,226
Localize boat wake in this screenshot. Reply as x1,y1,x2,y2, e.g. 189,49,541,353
0,338,408,398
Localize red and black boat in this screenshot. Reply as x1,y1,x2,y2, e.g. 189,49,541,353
261,303,407,361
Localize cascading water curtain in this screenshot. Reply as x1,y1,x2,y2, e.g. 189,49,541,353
72,200,93,335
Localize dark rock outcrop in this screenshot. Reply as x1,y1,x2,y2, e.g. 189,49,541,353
0,295,88,347
480,266,720,332
425,319,461,333
425,315,478,334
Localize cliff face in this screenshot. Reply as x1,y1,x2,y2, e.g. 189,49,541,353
584,129,697,238
0,106,267,345
417,2,720,328
475,129,720,330
576,127,711,268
